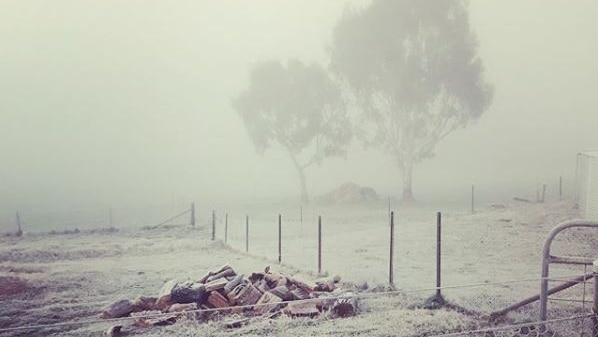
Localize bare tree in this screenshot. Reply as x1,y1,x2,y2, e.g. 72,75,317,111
234,59,351,203
330,0,493,201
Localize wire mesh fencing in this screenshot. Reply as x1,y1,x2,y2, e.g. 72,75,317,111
426,314,596,337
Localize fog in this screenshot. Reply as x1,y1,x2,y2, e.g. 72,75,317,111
1,0,597,216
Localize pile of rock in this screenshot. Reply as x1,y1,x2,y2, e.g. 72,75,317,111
101,265,357,332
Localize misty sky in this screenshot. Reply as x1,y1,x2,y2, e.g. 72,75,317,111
1,0,597,212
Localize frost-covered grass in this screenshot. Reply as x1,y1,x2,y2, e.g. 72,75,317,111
222,200,594,309
0,200,595,336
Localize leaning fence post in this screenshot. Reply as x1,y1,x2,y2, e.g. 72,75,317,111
436,212,442,298
389,211,395,286
224,213,228,244
211,210,215,240
245,215,249,253
318,215,322,275
278,214,282,264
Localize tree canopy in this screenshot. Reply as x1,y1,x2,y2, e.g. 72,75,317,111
330,0,493,200
234,59,352,203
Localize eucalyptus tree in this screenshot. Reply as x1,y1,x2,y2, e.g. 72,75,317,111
234,59,351,203
331,0,493,201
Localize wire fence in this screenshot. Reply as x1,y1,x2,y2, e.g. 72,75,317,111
426,314,595,337
0,202,197,233
205,204,597,335
211,205,595,293
0,276,595,336
1,200,596,336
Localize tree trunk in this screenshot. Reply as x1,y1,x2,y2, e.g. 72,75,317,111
401,159,415,202
289,152,309,204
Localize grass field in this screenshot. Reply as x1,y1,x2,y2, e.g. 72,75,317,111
0,200,596,336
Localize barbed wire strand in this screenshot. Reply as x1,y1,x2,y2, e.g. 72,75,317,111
422,314,594,337
550,298,594,304
0,274,594,333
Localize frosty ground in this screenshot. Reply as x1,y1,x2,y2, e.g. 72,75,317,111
0,200,596,336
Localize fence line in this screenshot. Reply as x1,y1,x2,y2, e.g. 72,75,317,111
1,203,202,233
212,210,595,332
212,210,595,274
3,205,592,330
424,314,594,337
150,208,191,229
0,275,593,334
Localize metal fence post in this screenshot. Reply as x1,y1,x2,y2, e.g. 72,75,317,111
16,212,22,236
245,215,249,253
389,211,394,286
436,212,442,298
300,206,303,237
471,185,475,214
190,203,195,227
559,176,563,201
224,213,228,244
388,197,391,226
318,215,322,275
211,210,215,241
591,259,597,337
278,214,282,264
